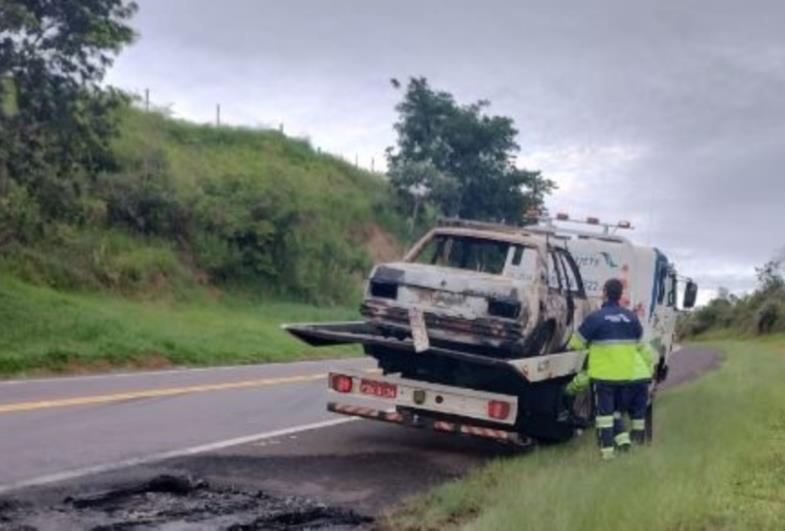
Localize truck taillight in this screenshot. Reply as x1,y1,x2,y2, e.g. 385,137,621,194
487,400,511,420
330,374,353,393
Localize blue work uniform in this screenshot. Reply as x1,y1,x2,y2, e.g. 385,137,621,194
569,301,649,458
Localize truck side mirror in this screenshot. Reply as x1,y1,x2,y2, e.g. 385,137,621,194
683,281,698,309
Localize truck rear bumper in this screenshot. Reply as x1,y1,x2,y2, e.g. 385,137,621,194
327,401,531,447
327,370,519,425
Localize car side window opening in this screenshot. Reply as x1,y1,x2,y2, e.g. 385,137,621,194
547,251,562,291
413,237,443,265
557,254,571,291
511,245,524,266
504,245,538,283
556,249,585,297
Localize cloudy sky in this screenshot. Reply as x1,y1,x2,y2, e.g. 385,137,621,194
105,0,785,301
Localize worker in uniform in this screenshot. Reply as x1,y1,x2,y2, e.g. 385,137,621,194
568,278,649,460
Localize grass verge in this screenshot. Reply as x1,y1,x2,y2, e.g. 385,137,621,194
382,335,785,530
0,276,360,378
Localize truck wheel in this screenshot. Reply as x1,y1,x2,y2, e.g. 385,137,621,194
645,403,654,444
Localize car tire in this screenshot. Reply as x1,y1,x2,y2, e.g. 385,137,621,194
522,321,555,357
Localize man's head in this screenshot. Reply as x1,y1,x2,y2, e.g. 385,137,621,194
603,278,624,303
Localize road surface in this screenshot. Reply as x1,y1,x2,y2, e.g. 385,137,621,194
0,347,719,527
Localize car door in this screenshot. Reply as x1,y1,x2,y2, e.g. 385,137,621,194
554,248,590,349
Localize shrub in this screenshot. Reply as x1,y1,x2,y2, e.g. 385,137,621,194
0,181,43,246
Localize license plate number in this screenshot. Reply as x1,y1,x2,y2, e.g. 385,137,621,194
360,379,398,399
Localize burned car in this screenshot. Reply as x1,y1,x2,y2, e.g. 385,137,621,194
361,219,591,362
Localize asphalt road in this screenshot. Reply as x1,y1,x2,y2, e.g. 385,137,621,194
0,346,719,526
0,357,378,490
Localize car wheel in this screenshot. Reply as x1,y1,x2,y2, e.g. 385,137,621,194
522,321,555,357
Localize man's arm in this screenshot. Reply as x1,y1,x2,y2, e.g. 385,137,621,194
568,314,598,350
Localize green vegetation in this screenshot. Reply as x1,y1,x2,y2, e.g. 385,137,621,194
1,105,404,304
1,1,405,306
0,105,403,375
383,335,785,530
1,0,137,224
0,275,359,377
387,78,555,227
679,258,785,337
0,1,404,376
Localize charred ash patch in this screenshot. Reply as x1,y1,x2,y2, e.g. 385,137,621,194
0,475,372,530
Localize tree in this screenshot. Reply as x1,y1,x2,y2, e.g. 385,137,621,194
756,259,784,292
386,77,555,223
0,0,137,226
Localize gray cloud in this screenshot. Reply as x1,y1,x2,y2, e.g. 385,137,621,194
106,0,785,298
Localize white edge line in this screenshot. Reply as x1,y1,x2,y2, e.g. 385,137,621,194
0,357,372,386
0,417,357,495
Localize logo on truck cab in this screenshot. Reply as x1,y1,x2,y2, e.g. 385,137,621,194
574,252,619,269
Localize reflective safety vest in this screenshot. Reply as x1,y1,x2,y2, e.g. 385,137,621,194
568,301,646,381
632,342,654,381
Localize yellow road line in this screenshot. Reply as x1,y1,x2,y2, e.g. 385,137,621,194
0,373,327,415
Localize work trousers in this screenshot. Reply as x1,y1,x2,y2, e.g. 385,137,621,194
593,380,650,458
619,379,650,444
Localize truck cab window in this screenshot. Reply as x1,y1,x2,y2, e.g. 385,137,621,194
667,273,677,307
657,266,668,304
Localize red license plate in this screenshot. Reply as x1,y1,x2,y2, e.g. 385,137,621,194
360,379,398,399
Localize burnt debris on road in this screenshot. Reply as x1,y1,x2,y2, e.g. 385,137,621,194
0,474,371,530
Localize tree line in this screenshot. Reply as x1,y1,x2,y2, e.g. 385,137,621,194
679,258,785,337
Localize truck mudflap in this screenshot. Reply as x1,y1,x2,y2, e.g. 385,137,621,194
327,402,532,447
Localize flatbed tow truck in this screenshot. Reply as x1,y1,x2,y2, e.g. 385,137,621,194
285,215,698,446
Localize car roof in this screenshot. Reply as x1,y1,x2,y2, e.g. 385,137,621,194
430,226,547,246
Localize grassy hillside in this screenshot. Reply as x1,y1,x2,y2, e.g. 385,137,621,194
2,105,405,303
0,106,406,376
383,335,785,530
0,274,360,378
